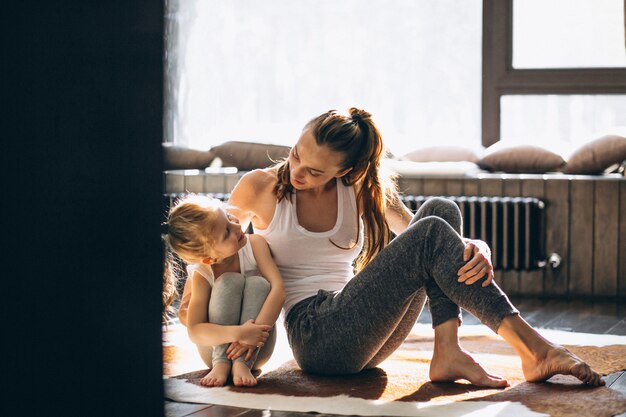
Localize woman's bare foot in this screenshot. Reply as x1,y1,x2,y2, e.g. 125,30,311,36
430,346,510,388
521,344,605,386
498,314,605,386
232,360,257,387
432,318,509,388
200,362,231,387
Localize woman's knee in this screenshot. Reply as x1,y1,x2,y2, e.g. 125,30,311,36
412,197,462,232
409,215,453,237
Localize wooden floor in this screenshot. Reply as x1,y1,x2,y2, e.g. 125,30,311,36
165,297,626,417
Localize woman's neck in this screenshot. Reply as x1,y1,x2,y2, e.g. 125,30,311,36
301,178,337,199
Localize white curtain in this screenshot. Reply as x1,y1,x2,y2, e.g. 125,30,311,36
164,0,482,157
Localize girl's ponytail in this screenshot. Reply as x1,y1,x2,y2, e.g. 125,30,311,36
162,236,180,325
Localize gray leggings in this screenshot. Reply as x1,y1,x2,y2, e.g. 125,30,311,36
285,197,518,375
195,272,276,371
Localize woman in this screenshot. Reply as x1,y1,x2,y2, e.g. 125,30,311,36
184,107,604,387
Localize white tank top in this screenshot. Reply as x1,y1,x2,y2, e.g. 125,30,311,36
254,179,364,314
186,239,259,287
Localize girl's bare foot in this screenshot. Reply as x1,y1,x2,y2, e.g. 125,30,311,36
232,360,257,387
430,346,510,388
200,362,231,387
521,344,605,386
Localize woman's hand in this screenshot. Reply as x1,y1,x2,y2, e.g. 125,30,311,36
457,239,494,287
238,319,271,347
226,341,257,361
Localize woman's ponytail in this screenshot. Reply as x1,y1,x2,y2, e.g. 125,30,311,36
350,110,398,272
272,107,400,272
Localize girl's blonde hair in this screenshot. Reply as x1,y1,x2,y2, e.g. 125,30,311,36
274,108,401,272
161,195,224,323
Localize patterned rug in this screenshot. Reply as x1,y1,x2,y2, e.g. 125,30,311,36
163,323,626,417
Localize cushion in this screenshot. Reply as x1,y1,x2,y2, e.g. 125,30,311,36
561,135,626,175
477,141,566,173
401,146,481,163
381,159,482,177
162,141,291,171
162,143,216,170
211,141,291,171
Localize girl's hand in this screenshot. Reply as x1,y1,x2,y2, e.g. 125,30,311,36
238,319,271,347
457,239,494,287
226,341,257,361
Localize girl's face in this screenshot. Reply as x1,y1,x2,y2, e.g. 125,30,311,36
289,129,350,190
204,208,246,263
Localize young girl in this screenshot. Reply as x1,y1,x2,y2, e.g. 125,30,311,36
162,195,285,387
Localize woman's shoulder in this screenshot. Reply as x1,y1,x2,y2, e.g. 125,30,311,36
236,168,277,193
229,168,278,216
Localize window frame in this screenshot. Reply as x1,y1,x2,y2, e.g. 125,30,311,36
481,0,626,147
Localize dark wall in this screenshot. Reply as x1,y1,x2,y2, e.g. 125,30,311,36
4,2,164,416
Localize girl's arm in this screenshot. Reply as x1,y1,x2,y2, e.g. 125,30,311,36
186,271,271,347
227,235,285,361
248,234,286,327
177,277,192,327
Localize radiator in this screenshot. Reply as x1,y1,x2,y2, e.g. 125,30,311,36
402,195,546,271
164,193,547,271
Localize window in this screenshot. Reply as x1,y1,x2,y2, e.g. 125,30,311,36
501,94,626,146
164,0,483,156
166,1,626,153
512,0,626,69
482,0,626,147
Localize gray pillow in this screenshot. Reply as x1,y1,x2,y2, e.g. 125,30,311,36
162,143,216,170
162,141,291,171
478,142,565,173
561,135,626,175
211,141,291,171
401,145,481,163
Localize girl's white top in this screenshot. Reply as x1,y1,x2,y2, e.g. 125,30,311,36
254,179,364,315
186,239,259,287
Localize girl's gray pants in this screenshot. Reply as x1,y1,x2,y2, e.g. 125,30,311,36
196,273,276,371
285,197,518,375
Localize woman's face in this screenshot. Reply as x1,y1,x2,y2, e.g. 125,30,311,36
289,129,349,190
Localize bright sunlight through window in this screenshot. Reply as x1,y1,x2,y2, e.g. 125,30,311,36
164,0,482,157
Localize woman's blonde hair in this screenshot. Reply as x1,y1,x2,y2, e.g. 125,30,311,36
161,195,224,323
274,108,401,272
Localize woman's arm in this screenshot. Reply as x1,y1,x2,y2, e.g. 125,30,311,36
385,194,414,236
248,234,286,327
227,172,257,232
228,169,277,233
457,239,494,287
384,193,494,287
